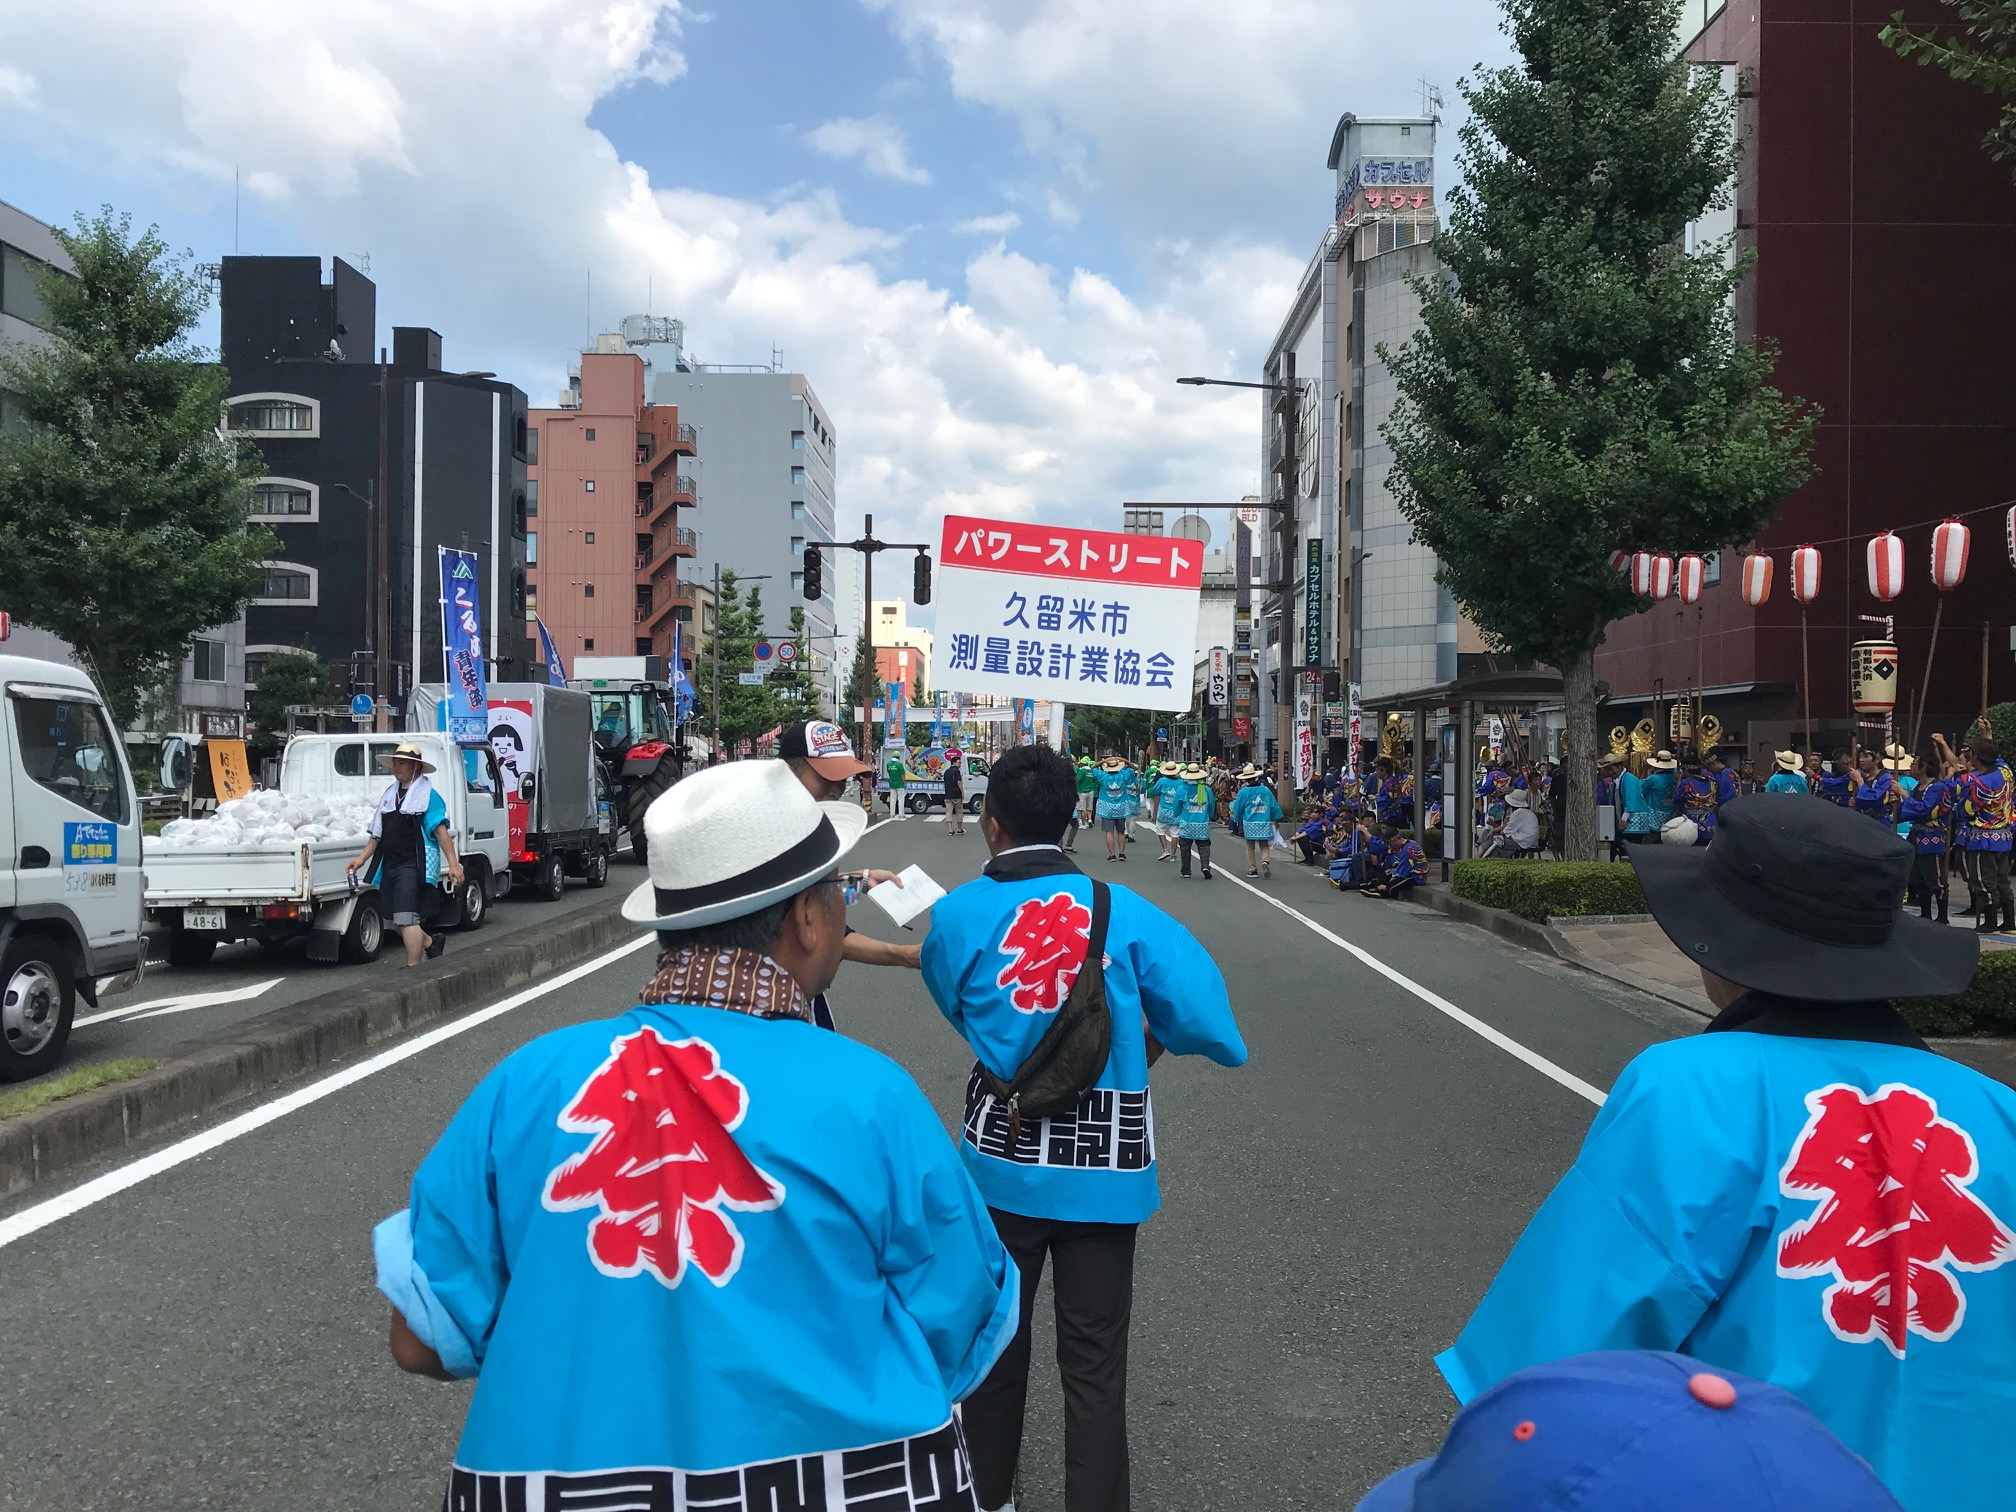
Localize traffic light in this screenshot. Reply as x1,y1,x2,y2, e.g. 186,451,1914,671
801,543,822,600
913,551,932,606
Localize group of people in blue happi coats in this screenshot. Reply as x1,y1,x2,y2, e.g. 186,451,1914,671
370,716,2015,1512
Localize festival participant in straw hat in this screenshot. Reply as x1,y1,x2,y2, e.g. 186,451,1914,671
1229,763,1285,878
375,762,1018,1507
346,742,466,967
1438,794,2014,1512
1620,749,1678,845
1151,759,1185,862
1764,749,1810,795
1093,754,1142,863
1174,762,1217,878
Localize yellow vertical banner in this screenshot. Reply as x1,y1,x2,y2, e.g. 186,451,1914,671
207,738,253,801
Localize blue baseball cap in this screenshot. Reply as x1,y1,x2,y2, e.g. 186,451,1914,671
1357,1352,1902,1512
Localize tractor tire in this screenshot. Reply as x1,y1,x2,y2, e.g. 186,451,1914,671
625,760,678,868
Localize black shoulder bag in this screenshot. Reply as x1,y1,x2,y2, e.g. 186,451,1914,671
977,879,1112,1141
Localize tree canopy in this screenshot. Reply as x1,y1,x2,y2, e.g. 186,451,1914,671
0,208,278,724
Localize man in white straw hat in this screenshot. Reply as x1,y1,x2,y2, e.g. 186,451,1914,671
1764,749,1811,795
346,742,465,967
374,762,1019,1508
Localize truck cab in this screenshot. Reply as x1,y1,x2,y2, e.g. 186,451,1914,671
0,654,146,1079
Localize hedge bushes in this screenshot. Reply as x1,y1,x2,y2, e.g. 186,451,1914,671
1452,859,1648,922
1899,948,2016,1037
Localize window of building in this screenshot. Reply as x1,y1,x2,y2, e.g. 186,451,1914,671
526,426,539,464
252,562,317,604
585,479,595,493
526,531,537,566
227,394,319,436
512,490,527,538
791,501,807,521
513,415,528,459
250,478,317,519
511,570,526,617
1703,550,1724,588
791,570,804,592
14,692,128,824
526,478,538,516
636,637,652,656
792,430,806,449
525,589,537,616
792,467,806,486
791,536,805,555
0,387,26,435
1,244,56,329
584,583,596,598
585,427,596,441
585,531,595,544
584,638,595,651
190,638,226,683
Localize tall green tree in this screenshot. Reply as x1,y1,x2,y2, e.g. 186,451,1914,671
0,208,278,724
1382,0,1816,859
841,632,881,752
1883,2,2016,174
692,572,799,747
247,649,332,739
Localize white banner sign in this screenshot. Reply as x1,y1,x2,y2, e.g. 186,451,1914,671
1207,647,1230,708
933,513,1204,712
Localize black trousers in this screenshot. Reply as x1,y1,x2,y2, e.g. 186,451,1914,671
1909,850,1948,915
1178,837,1211,874
965,1210,1137,1512
1963,847,2015,911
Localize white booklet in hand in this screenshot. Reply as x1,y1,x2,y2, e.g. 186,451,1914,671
867,864,945,928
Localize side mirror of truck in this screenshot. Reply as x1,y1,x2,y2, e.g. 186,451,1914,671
160,737,191,793
521,775,536,800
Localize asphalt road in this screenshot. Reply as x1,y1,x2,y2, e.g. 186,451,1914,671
68,867,622,1070
0,813,1705,1511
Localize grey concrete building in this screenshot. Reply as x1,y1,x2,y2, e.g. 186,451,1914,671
604,317,841,708
1,198,248,737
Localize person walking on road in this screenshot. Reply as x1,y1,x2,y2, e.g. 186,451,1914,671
374,761,1019,1509
1173,761,1216,879
919,744,1247,1512
1065,756,1097,852
1150,759,1184,861
884,746,910,819
944,747,968,834
1093,754,1141,862
779,719,923,1030
1230,763,1284,877
346,743,464,967
1437,794,2012,1512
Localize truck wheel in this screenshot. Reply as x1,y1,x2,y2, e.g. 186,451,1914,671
906,794,928,815
338,894,385,964
166,929,217,969
455,867,490,931
582,846,610,889
0,938,75,1081
536,855,565,903
625,761,677,868
966,794,984,815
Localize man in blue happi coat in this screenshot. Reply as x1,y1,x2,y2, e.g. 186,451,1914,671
374,762,1019,1509
920,744,1248,1512
1438,794,2014,1512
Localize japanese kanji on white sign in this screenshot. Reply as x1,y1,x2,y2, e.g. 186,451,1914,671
932,513,1205,712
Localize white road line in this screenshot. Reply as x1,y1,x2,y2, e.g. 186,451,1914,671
76,978,285,1028
1136,822,1606,1108
0,935,657,1252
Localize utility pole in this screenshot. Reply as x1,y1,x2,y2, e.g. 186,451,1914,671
711,559,722,759
1273,351,1300,820
814,512,934,764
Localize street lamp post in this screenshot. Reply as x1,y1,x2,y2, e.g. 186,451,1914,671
1177,358,1305,819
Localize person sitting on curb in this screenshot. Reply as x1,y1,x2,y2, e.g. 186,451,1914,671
1361,825,1425,900
374,762,1018,1508
1357,1351,1903,1512
347,743,464,968
1436,794,2011,1512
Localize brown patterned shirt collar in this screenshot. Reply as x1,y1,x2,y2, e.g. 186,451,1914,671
640,945,813,1024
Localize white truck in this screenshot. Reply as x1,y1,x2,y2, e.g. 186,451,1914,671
0,653,147,1079
409,682,610,899
144,731,511,967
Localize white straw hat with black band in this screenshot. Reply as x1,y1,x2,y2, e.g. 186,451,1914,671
621,762,869,931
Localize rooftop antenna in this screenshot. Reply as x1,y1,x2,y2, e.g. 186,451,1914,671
772,343,783,372
1418,79,1446,122
233,166,240,253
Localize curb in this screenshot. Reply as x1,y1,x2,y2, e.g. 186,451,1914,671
0,896,637,1201
1413,885,1715,1021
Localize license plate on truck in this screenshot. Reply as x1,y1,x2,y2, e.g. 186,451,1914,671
183,907,226,932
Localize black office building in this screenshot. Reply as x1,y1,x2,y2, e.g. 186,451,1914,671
219,256,532,706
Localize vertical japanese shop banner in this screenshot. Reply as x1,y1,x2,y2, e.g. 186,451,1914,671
932,514,1204,712
438,547,489,745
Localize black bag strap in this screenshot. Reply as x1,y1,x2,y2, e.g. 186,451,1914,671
1078,878,1111,986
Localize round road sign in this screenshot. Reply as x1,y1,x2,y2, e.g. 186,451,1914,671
754,641,775,662
776,642,798,664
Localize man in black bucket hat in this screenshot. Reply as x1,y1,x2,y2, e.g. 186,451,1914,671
1433,794,2016,1512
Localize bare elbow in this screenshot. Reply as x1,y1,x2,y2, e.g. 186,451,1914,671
389,1309,455,1381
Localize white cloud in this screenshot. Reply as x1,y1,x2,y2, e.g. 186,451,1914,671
0,64,36,108
953,211,1021,236
805,115,932,185
0,0,1290,559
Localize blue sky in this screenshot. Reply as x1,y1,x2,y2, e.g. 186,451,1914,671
0,0,1512,550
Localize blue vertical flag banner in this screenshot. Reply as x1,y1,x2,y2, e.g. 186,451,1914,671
536,614,568,687
670,620,697,724
1014,698,1036,746
885,679,908,748
439,547,489,746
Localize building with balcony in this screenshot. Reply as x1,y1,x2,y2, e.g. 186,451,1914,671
524,336,698,673
218,255,533,708
872,599,933,699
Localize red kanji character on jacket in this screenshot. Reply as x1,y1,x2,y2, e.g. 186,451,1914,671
994,891,1094,1014
1777,1082,2015,1355
543,1028,785,1289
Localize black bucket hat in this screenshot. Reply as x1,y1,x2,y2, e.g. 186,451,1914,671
1629,793,1977,1002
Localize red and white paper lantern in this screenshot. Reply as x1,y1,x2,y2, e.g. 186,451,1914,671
1632,551,1674,600
1932,517,1971,591
1790,545,1823,605
2005,505,2016,569
1866,531,1905,602
1740,552,1773,606
1609,548,1630,576
1677,553,1705,605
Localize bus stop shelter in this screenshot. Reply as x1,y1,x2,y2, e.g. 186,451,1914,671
1361,668,1568,876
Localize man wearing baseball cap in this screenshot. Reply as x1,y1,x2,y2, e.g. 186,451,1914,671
375,761,1017,1508
779,719,922,1030
1359,1351,1902,1511
1438,795,2015,1511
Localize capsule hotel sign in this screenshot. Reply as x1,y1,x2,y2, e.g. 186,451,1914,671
933,513,1204,712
